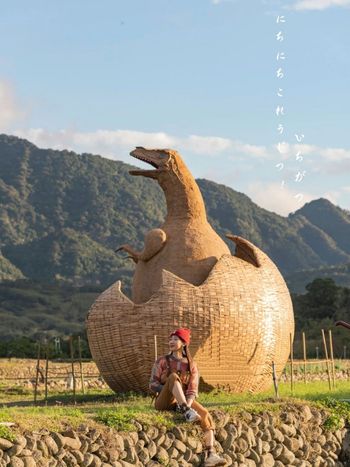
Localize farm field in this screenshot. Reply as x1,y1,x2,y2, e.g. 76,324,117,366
1,359,350,434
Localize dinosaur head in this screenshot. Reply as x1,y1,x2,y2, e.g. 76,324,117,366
129,147,207,224
129,147,173,179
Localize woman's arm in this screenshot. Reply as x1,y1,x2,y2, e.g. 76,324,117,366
185,361,199,405
149,357,166,394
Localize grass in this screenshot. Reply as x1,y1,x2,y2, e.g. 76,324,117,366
1,379,350,435
0,425,16,441
284,359,350,375
0,406,86,433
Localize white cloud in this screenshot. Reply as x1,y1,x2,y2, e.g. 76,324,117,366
322,190,342,205
12,128,177,163
184,135,232,155
319,147,350,161
234,142,269,158
294,144,318,155
0,80,24,130
271,143,350,175
289,0,350,10
247,182,315,216
11,127,350,176
12,128,269,162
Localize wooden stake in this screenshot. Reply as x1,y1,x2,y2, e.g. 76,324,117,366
154,335,158,361
34,342,41,405
44,343,49,405
272,361,279,398
69,336,76,404
328,329,336,389
302,332,307,385
321,329,332,390
78,336,85,395
290,333,294,395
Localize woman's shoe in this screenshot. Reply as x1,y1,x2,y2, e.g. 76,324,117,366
184,407,200,422
203,451,227,466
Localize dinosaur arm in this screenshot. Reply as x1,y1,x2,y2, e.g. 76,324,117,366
139,228,167,262
115,244,140,263
225,234,261,268
115,229,166,263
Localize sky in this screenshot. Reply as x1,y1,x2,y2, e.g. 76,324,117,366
0,0,349,216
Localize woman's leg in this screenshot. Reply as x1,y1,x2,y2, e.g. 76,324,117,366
190,400,215,433
190,401,226,465
155,373,186,410
171,379,187,406
203,429,214,449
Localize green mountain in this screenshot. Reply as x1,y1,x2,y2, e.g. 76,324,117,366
0,279,100,341
0,251,24,281
286,263,350,294
1,134,350,293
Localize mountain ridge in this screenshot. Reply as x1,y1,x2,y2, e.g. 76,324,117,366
1,134,349,292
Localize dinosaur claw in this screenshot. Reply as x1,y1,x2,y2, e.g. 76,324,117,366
225,233,239,242
335,320,350,330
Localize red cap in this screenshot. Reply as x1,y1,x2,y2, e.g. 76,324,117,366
170,328,191,345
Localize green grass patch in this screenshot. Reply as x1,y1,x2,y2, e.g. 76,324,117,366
1,379,350,433
0,406,86,432
0,425,16,441
319,397,350,431
95,406,175,432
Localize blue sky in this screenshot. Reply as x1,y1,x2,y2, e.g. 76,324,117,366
1,0,349,215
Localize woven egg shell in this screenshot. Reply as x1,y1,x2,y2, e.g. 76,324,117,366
86,239,294,393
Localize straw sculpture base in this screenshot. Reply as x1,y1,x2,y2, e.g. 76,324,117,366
87,241,294,394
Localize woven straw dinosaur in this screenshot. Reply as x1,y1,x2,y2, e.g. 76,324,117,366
87,148,294,393
116,147,260,304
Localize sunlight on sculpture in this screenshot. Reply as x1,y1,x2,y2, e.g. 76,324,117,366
86,147,294,393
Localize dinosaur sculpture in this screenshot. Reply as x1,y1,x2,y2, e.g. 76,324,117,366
116,147,231,303
87,148,294,393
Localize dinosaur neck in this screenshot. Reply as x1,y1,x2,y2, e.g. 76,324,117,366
159,168,207,223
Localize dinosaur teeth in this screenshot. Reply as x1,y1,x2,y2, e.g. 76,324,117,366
131,153,158,169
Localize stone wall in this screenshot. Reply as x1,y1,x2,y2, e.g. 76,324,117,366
1,404,350,466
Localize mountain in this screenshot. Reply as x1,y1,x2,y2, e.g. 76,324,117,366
285,263,350,294
1,134,350,294
0,251,24,281
0,279,100,340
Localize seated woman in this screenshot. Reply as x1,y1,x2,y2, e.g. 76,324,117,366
149,328,226,467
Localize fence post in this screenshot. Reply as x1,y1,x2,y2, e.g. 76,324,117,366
69,336,76,404
302,332,307,385
154,335,158,361
44,342,49,405
34,342,41,405
328,329,336,389
321,329,332,391
272,361,279,398
78,336,85,395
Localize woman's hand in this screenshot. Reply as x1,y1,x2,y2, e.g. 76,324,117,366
186,397,194,407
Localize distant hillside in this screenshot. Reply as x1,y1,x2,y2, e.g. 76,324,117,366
0,280,100,340
286,263,350,294
1,134,350,292
0,252,24,281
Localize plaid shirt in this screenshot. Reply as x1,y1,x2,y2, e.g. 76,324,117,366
149,354,199,399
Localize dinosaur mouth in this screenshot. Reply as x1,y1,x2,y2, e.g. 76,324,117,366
129,148,160,177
